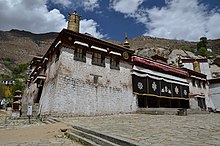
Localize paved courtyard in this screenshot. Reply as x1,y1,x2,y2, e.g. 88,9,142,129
60,113,220,146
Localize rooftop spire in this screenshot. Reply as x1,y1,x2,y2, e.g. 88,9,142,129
123,34,130,48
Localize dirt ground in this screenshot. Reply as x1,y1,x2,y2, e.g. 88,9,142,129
0,123,68,144
0,110,82,146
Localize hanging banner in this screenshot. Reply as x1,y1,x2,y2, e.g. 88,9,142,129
161,80,172,97
182,85,189,98
132,75,147,94
148,77,160,96
172,83,182,97
132,75,189,99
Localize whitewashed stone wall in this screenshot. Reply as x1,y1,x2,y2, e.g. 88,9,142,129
39,47,137,116
188,79,201,110
183,62,212,79
22,82,39,116
38,53,61,115
183,63,193,70
209,83,220,111
200,62,212,79
188,78,215,110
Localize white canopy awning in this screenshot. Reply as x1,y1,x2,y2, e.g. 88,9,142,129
91,46,107,52
132,65,188,86
74,41,89,47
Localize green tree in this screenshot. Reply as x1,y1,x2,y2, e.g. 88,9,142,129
197,37,207,51
12,80,25,95
12,64,28,75
0,82,4,98
196,47,207,56
196,37,208,57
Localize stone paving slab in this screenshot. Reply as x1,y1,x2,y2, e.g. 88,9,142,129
59,113,220,146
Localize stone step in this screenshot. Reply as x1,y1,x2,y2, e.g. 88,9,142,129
65,131,100,146
187,109,210,114
136,108,179,115
41,117,59,124
47,118,57,124
71,125,144,146
68,128,118,146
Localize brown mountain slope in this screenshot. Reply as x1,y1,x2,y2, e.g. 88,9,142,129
0,29,58,65
0,29,220,76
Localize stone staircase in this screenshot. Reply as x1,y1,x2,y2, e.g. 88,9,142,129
41,117,60,124
137,108,180,115
136,108,210,115
65,125,144,146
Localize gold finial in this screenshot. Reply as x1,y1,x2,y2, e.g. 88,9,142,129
123,34,130,48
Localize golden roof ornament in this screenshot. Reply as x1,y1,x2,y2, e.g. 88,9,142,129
123,34,130,48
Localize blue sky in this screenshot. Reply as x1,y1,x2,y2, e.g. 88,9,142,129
0,0,220,42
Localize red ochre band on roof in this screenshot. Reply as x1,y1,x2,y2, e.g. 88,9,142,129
132,56,188,76
181,59,208,63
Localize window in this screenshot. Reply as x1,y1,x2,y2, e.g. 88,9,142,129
198,80,201,88
55,50,60,62
203,81,206,89
74,47,86,62
192,78,196,87
92,51,105,67
110,55,120,70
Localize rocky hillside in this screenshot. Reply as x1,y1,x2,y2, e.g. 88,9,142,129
0,29,220,76
0,29,58,76
0,29,58,64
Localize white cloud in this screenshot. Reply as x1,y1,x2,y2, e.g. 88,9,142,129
0,0,67,33
81,0,100,11
0,0,105,38
49,0,71,7
110,0,144,14
110,0,220,41
80,19,105,38
144,0,215,41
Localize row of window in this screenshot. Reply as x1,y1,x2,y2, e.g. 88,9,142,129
74,47,120,70
192,78,206,89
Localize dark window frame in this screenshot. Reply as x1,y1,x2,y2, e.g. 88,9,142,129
198,80,201,88
55,49,60,63
74,46,86,62
202,81,206,89
192,78,196,87
110,54,120,70
92,51,105,67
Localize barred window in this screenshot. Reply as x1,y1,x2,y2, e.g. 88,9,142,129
74,47,86,62
192,78,196,87
92,51,105,67
110,55,120,70
55,50,60,63
202,81,206,89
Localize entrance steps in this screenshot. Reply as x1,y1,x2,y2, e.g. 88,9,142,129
187,109,210,114
137,108,179,115
65,125,144,146
41,117,60,124
137,108,210,115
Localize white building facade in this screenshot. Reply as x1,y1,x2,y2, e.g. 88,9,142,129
209,78,220,112
23,29,137,116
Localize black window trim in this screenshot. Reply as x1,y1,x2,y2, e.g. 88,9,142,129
110,54,120,70
74,46,86,62
92,50,106,67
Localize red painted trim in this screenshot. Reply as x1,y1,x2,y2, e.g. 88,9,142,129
132,56,188,76
181,59,208,63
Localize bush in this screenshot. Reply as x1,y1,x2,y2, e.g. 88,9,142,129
12,64,28,75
